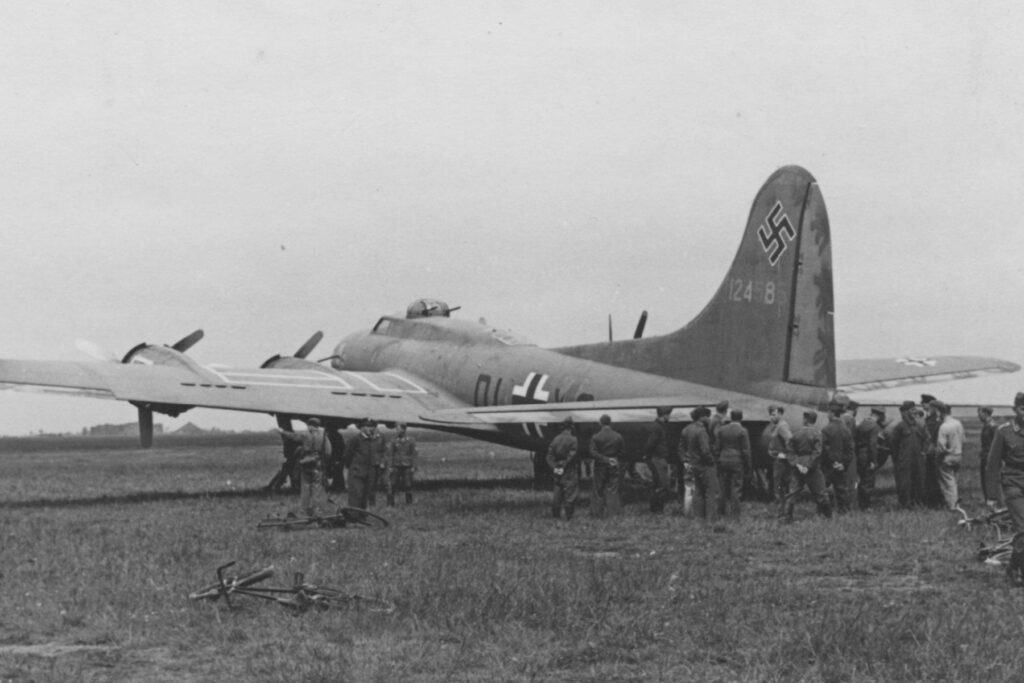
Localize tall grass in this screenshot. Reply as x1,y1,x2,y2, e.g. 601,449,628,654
1,430,1022,681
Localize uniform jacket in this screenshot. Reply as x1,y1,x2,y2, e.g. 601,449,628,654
985,419,1024,496
590,425,624,467
387,434,418,468
280,427,331,468
889,417,928,463
790,426,822,469
347,431,385,476
680,421,713,468
854,418,880,463
821,416,854,468
644,419,670,461
715,422,751,467
546,430,579,478
767,420,793,457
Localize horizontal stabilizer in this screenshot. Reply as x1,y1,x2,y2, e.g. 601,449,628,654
837,356,1021,393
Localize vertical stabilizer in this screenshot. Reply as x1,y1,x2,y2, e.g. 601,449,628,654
667,165,835,392
555,166,835,402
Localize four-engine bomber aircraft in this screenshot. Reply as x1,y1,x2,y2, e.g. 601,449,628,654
0,166,1017,470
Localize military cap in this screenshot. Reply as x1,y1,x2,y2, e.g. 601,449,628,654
802,410,818,424
656,406,673,417
715,400,729,413
561,416,574,426
932,400,950,414
921,394,937,405
1015,392,1024,408
830,391,850,406
900,400,917,411
870,407,885,417
307,417,321,426
730,409,743,421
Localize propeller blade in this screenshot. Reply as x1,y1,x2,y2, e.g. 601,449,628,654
608,315,613,342
138,405,154,448
75,338,119,362
294,331,324,359
633,310,648,339
171,329,204,353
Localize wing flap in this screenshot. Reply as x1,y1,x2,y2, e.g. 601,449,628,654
422,393,771,426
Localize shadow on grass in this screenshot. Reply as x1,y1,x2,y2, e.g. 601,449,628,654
0,476,537,510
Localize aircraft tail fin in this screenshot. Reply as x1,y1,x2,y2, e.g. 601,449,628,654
666,165,834,394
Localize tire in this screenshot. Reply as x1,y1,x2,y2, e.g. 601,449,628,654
305,586,396,613
258,515,316,531
332,506,389,529
189,566,275,601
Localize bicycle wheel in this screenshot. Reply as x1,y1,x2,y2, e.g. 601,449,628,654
189,566,275,601
258,515,317,531
305,586,396,614
334,507,389,529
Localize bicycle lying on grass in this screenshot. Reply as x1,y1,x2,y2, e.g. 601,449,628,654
955,506,1024,581
188,561,395,614
257,505,389,531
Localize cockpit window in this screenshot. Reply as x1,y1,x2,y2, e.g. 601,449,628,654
372,319,391,335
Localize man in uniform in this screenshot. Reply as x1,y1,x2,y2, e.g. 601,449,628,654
821,398,854,513
921,394,944,507
715,409,751,517
546,417,579,520
680,407,718,520
978,406,1003,507
933,401,964,511
783,410,832,520
644,407,673,513
985,392,1024,586
346,418,386,510
385,422,418,506
854,407,884,510
589,414,624,517
709,400,730,452
889,401,928,508
275,417,331,517
767,405,793,513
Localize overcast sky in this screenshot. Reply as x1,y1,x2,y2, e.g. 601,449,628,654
1,2,1023,435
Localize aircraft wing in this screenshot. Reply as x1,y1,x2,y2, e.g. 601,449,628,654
0,359,485,429
837,356,1021,393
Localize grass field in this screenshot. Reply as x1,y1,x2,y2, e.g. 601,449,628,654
1,428,1023,682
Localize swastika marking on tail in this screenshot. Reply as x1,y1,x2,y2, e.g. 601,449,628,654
757,201,796,266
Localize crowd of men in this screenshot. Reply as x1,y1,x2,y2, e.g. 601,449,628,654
269,417,418,517
543,392,1000,527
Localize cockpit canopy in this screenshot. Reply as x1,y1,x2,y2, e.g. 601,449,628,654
405,299,456,319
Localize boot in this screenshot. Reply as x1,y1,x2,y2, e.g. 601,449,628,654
1007,541,1024,587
